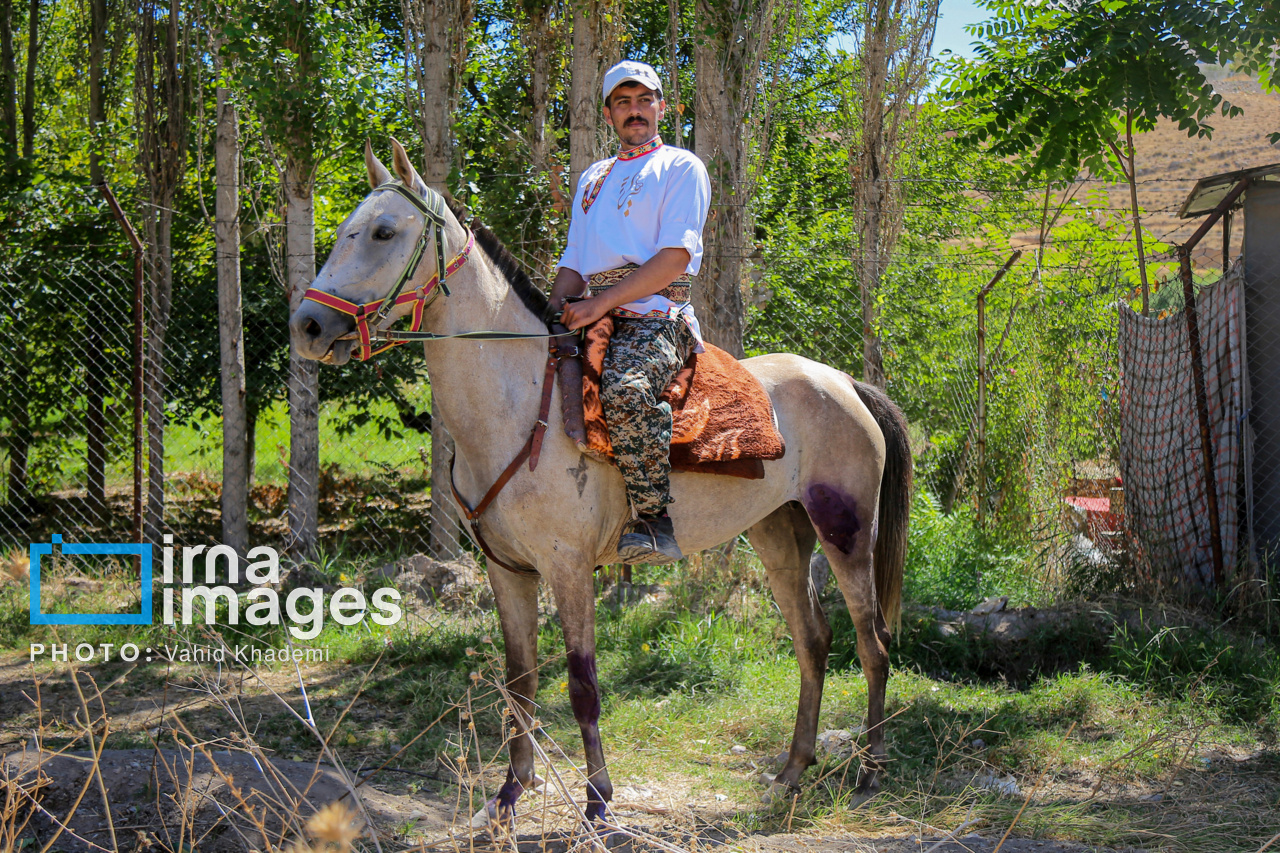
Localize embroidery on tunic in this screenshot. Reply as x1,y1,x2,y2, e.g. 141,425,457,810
580,136,664,215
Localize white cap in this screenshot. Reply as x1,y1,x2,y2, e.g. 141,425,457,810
602,60,663,102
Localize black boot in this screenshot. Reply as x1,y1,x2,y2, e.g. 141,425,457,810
616,513,683,565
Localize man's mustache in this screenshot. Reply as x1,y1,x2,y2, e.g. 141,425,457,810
625,117,647,126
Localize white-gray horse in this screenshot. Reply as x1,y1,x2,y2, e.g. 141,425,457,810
289,139,912,823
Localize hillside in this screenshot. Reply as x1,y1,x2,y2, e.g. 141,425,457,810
1009,75,1280,270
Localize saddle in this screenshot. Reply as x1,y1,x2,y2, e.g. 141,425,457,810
556,316,785,479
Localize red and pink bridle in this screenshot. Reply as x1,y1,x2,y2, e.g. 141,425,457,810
301,180,474,361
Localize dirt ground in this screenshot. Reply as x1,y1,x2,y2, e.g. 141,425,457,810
1,747,1151,853
0,650,1165,853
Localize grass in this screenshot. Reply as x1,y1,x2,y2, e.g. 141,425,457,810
12,396,435,497
902,489,1046,610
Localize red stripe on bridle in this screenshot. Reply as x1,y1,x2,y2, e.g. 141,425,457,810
303,229,475,361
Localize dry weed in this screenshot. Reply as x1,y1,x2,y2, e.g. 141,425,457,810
284,802,363,853
1,549,27,585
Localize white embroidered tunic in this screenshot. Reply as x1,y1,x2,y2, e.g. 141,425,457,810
556,137,711,350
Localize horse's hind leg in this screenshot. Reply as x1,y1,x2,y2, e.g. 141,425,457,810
807,488,890,796
747,501,830,794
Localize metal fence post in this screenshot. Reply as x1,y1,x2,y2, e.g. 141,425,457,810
1174,177,1248,588
976,250,1022,529
1179,246,1225,588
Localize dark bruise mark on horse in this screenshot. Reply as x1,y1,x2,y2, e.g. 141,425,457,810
804,483,860,554
566,650,601,724
567,454,589,499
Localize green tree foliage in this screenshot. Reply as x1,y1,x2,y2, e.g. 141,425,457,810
941,0,1263,178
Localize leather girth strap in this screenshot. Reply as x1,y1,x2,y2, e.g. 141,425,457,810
449,353,560,578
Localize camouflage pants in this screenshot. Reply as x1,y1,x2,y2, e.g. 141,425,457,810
601,317,697,517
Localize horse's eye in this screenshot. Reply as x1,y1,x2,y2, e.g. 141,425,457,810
373,225,396,241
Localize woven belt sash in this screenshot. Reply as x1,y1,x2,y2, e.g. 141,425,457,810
588,265,692,317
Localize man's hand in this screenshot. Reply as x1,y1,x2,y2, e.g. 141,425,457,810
560,296,611,330
551,247,691,329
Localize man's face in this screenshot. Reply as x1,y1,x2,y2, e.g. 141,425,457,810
603,83,665,148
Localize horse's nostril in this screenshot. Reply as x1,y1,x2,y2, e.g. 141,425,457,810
304,318,323,340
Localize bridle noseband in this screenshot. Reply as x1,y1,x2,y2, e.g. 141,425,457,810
302,179,474,361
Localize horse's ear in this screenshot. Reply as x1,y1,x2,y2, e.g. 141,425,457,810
365,139,392,188
389,136,427,194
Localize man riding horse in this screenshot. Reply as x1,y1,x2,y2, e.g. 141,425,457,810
550,60,710,566
289,96,911,824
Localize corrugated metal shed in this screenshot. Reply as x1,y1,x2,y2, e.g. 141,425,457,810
1177,162,1280,219
1177,163,1280,563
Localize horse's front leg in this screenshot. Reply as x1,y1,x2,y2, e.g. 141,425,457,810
486,564,541,823
547,566,613,823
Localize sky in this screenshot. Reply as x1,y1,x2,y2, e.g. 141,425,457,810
932,0,989,60
827,0,991,63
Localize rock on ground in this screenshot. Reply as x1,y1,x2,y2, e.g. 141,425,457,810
379,553,493,610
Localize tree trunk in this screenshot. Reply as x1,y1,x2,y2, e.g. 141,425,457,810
20,0,34,159
284,154,319,560
142,201,175,543
88,0,104,183
246,408,257,487
569,0,620,194
0,0,16,157
694,0,776,358
403,0,472,191
851,0,938,389
7,338,30,512
406,0,471,559
215,55,249,556
85,0,107,513
136,0,186,544
0,0,15,159
855,0,890,389
1124,113,1149,315
521,0,567,268
666,0,681,149
856,136,887,388
428,398,458,558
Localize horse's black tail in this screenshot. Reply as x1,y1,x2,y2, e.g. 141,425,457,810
851,379,912,634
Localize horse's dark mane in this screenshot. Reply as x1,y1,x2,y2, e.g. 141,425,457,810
446,197,549,321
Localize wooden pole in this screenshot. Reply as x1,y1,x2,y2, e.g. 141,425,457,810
97,181,144,546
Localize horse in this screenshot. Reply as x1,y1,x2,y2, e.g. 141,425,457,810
289,139,912,825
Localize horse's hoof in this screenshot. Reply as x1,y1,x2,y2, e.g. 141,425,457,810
470,797,514,830
579,815,622,851
852,773,881,806
849,787,877,808
761,778,801,805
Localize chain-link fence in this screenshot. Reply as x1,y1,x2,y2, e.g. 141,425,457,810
1,176,1275,608
0,190,463,562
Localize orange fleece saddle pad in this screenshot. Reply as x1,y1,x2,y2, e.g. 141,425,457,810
580,317,786,480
